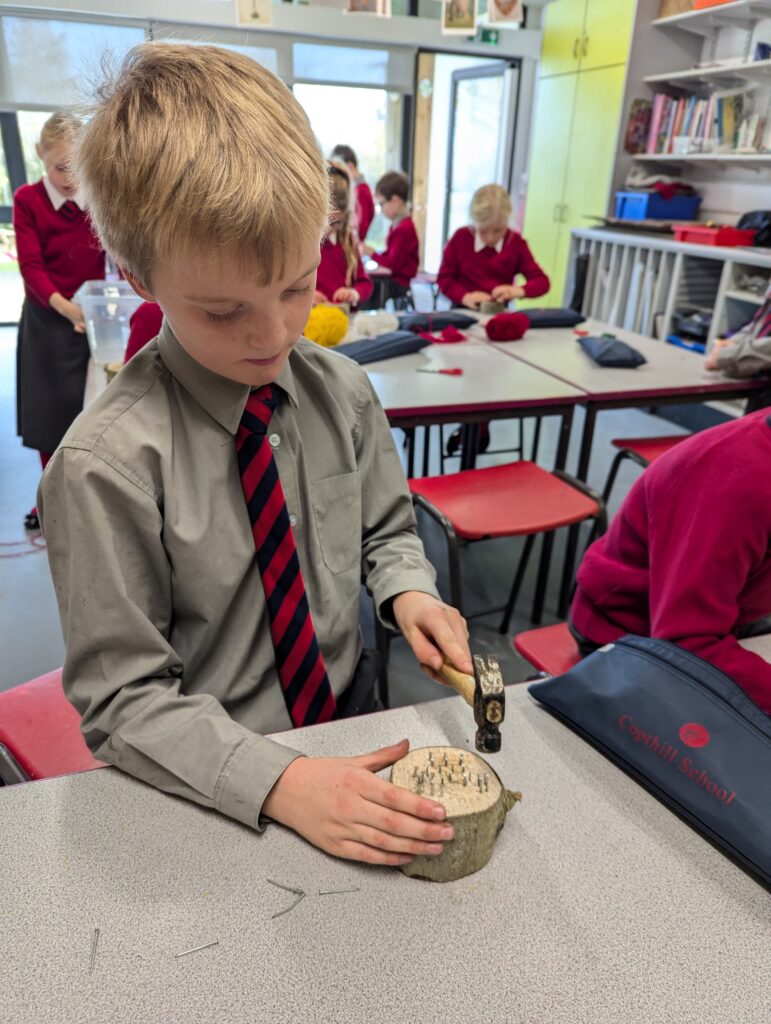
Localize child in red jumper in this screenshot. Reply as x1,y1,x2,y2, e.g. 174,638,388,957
14,112,104,530
124,301,163,363
314,162,373,309
331,144,375,243
363,170,419,308
437,184,549,310
570,410,771,714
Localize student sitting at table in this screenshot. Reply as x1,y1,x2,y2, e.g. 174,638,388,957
39,44,471,867
705,280,771,378
569,409,771,714
362,170,419,308
437,184,549,310
331,143,375,243
314,162,373,310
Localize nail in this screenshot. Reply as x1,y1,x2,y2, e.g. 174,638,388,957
440,826,454,839
431,806,446,820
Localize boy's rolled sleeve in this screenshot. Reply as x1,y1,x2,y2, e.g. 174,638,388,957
716,330,771,379
38,447,301,830
353,375,440,623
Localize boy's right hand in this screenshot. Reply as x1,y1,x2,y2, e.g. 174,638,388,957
50,293,86,333
262,739,454,866
461,291,492,310
705,337,734,370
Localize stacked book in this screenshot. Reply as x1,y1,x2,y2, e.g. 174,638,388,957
644,91,747,154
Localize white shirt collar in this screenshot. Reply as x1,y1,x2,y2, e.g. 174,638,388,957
42,176,84,212
474,230,505,254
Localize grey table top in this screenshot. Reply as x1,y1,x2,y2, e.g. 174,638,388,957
2,687,769,1024
365,337,585,420
487,318,766,401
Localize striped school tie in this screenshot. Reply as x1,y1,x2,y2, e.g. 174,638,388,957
236,385,336,727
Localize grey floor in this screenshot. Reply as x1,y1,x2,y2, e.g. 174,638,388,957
0,323,686,700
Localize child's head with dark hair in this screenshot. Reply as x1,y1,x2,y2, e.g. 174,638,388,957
330,144,358,168
327,161,359,286
375,171,409,203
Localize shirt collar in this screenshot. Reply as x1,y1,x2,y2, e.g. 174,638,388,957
42,175,84,211
474,230,505,254
156,320,299,435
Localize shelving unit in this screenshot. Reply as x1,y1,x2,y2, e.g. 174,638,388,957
644,56,771,88
725,287,766,302
633,152,771,165
652,0,771,36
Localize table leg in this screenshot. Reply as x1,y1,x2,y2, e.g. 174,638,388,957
460,423,480,471
576,404,597,482
421,426,431,477
405,428,415,478
553,405,574,472
530,416,541,462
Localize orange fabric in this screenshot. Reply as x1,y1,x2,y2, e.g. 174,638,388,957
0,669,105,780
409,462,599,540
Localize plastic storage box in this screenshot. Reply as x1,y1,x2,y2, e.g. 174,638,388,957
672,225,757,246
614,191,701,221
74,281,144,365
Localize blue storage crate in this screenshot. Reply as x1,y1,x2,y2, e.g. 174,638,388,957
614,191,701,221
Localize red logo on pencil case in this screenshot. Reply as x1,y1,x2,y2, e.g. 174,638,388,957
678,722,711,748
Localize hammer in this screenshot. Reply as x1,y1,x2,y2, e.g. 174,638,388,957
431,654,505,753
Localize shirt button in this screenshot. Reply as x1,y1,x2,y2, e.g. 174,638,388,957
289,514,297,528
269,433,281,448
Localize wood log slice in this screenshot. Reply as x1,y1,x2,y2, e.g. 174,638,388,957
390,746,521,882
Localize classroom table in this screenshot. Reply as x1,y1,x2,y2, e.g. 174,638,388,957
486,318,769,482
2,686,768,1024
366,337,585,473
365,263,393,309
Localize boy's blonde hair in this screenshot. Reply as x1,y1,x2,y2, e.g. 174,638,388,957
76,43,329,287
470,184,512,229
39,112,81,152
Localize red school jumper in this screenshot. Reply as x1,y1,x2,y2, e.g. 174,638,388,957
437,226,549,306
124,302,164,363
316,237,373,307
356,181,375,242
370,216,420,288
571,410,771,713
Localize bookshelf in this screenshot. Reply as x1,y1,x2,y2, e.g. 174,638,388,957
651,0,771,36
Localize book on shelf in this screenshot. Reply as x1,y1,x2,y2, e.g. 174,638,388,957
643,89,749,155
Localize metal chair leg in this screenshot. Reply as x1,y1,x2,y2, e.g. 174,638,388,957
499,533,536,635
531,530,556,625
601,450,628,505
412,495,464,614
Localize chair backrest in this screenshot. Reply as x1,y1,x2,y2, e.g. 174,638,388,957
0,669,104,782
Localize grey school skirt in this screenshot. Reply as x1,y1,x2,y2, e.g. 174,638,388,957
16,298,90,453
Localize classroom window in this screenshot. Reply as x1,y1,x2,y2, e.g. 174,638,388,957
0,137,11,207
0,17,145,108
294,83,404,247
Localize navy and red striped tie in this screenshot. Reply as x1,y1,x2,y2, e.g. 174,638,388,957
237,385,336,727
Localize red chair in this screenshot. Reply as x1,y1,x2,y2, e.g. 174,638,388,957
0,669,104,784
514,622,581,677
409,462,606,630
602,435,688,503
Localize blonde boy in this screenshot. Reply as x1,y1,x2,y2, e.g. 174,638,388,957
38,45,470,866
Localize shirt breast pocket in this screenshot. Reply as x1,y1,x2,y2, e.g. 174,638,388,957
310,471,362,575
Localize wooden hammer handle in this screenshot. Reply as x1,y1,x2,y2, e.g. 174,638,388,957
433,662,476,708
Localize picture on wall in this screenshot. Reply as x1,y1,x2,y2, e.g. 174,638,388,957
347,0,392,15
487,0,524,24
442,0,478,34
235,0,274,28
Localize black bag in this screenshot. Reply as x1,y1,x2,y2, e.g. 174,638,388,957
397,311,477,332
529,636,771,885
577,335,647,368
335,330,430,365
524,307,586,329
737,210,771,248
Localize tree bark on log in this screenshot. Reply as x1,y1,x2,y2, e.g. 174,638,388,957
390,746,521,882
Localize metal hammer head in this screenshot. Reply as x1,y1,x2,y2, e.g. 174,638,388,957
472,655,505,753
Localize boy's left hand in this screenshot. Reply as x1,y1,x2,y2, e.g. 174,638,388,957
491,283,526,302
392,591,472,676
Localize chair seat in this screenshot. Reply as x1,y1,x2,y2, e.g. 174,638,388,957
514,622,581,676
611,435,688,464
409,462,600,540
0,669,104,781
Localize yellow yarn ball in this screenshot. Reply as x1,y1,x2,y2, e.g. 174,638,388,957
303,304,349,348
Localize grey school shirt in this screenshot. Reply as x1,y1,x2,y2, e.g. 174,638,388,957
38,323,439,830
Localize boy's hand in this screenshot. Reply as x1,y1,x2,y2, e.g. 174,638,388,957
491,283,525,303
261,740,454,865
461,291,492,310
705,337,734,370
392,591,472,676
50,293,86,333
333,287,360,305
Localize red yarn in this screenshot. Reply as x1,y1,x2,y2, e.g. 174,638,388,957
484,312,530,341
